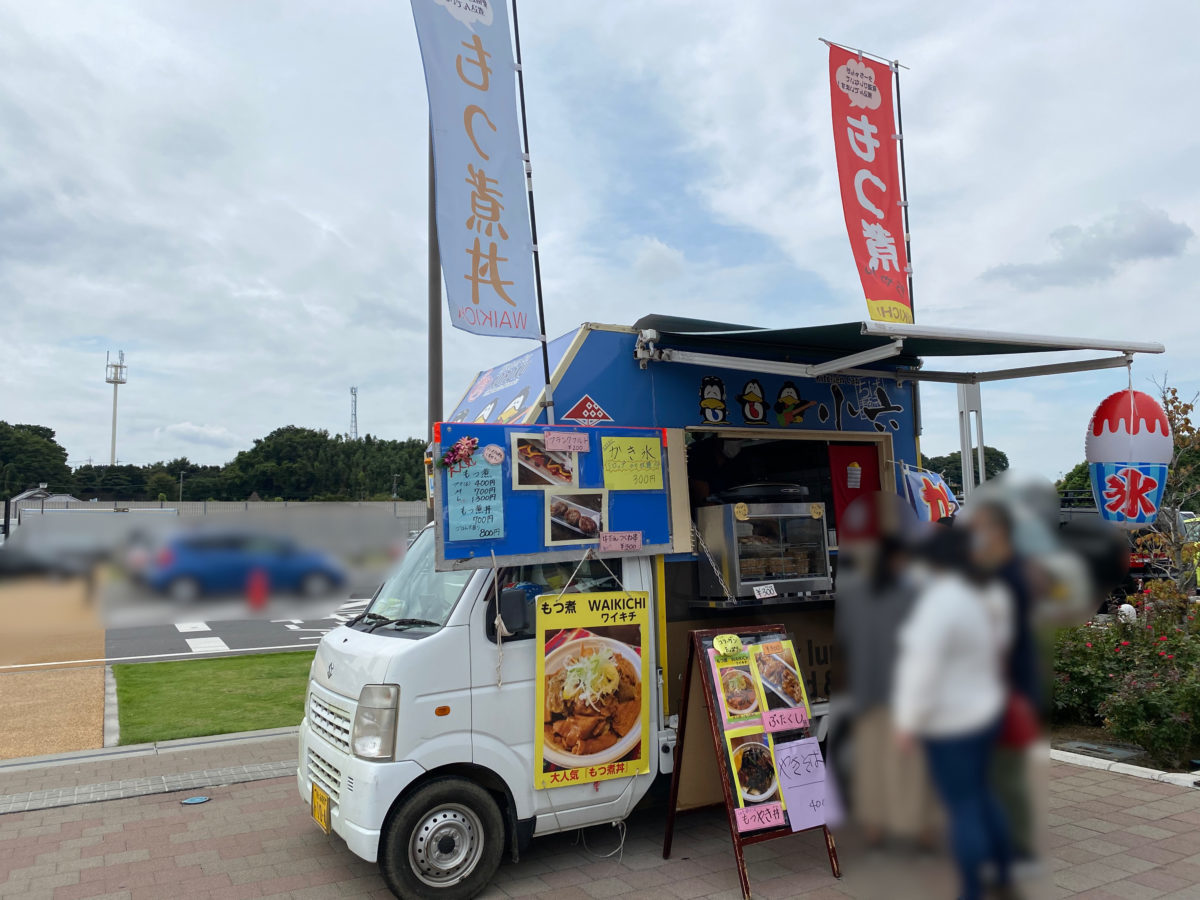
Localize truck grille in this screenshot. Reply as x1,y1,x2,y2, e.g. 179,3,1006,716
307,748,341,801
309,692,352,752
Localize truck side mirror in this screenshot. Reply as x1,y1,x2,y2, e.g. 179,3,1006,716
499,588,530,634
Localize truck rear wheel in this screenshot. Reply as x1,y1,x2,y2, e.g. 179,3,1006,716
379,777,504,899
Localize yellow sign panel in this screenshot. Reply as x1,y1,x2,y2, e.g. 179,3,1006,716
600,436,663,491
535,592,651,789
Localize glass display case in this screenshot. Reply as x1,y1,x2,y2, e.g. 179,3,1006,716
695,502,832,605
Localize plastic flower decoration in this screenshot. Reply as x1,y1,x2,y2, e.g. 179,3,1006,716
439,436,479,470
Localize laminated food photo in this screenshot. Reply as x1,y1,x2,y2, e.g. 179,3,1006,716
512,434,579,489
545,490,606,545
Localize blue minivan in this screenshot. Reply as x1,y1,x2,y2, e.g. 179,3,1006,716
143,531,345,601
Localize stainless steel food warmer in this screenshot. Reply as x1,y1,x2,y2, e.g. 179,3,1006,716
695,502,832,605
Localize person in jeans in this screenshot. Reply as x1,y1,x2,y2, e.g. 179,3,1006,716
893,527,1015,900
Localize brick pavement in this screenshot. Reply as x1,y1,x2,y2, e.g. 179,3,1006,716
0,758,1198,899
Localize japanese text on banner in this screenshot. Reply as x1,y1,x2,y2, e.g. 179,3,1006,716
828,46,912,324
410,0,539,339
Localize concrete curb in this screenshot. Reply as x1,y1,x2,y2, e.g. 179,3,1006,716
1051,748,1199,788
0,725,299,773
103,665,119,748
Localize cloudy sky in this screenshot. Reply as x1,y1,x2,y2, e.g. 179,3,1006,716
2,0,1196,483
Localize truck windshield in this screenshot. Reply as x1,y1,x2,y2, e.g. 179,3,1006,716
355,529,472,633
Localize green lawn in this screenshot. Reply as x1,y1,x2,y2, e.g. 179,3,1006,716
113,651,314,745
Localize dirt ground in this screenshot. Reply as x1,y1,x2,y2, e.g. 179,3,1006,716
0,577,106,760
0,666,104,760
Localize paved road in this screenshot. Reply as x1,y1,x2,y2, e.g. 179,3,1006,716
5,755,1200,899
100,597,370,665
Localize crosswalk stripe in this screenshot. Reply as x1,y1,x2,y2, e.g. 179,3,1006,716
175,622,211,633
185,637,230,653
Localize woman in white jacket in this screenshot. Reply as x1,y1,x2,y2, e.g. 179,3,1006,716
893,526,1014,900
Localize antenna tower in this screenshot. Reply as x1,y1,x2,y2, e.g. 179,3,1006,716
350,386,358,440
105,351,127,466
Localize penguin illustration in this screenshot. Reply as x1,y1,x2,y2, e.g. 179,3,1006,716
473,398,498,423
736,380,768,425
774,381,817,426
496,387,530,424
699,376,729,425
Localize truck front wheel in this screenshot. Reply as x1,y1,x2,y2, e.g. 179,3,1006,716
379,777,504,899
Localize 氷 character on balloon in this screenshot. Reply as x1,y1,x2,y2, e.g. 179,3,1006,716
1085,389,1173,529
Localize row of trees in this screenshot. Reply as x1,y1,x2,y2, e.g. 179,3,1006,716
0,423,429,502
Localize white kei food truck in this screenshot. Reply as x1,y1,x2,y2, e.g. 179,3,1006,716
297,317,1164,898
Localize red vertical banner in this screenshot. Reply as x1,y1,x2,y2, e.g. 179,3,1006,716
828,47,912,323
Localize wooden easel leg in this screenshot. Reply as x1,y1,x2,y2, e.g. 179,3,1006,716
823,825,841,879
662,639,696,859
734,836,752,900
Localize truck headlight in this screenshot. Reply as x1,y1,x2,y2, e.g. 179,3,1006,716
352,684,399,760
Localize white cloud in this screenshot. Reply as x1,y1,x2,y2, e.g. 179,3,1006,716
982,203,1193,290
0,0,1197,482
158,422,241,450
632,236,685,283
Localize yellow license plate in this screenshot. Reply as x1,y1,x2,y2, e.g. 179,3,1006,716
311,783,331,834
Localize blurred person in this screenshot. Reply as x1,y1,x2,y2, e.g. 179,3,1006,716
893,527,1014,900
970,501,1040,862
836,503,938,850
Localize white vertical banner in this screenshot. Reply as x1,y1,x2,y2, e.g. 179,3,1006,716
410,0,540,340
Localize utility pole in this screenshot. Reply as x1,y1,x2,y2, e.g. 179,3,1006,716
179,472,185,503
391,473,401,500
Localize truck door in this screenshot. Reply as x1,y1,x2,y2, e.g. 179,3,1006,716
468,557,650,833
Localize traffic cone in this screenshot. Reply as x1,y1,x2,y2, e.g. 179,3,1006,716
247,568,269,612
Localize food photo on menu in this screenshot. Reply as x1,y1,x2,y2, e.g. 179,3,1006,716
750,643,810,713
541,625,644,771
727,732,781,806
513,434,578,488
545,491,606,545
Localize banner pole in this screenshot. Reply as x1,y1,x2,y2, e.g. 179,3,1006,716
892,60,914,316
427,126,443,444
509,0,555,424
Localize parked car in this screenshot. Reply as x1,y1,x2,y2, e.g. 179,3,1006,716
142,532,345,601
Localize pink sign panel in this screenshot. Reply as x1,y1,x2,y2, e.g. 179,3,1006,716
544,431,590,452
735,802,785,833
599,531,643,552
762,706,809,734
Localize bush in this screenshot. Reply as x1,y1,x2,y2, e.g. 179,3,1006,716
1052,626,1116,725
1100,668,1200,768
1053,585,1200,764
1053,591,1200,724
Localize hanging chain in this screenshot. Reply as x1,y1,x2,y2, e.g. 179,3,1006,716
691,521,736,603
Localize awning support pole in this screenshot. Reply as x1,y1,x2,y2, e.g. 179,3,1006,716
957,383,984,500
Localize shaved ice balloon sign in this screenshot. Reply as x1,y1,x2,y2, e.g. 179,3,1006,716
1085,390,1173,530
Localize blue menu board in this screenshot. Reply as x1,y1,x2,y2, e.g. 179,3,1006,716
446,462,505,541
435,423,675,571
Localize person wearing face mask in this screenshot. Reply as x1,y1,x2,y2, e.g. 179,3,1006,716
970,501,1040,864
892,526,1015,900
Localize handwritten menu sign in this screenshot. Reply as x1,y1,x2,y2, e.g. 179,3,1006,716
774,737,841,832
599,530,642,552
663,627,841,897
446,462,505,541
600,436,663,491
544,431,590,453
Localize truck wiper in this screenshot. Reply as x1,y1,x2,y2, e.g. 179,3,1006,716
368,617,442,633
347,611,390,628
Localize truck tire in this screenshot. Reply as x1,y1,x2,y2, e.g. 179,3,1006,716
378,777,504,899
